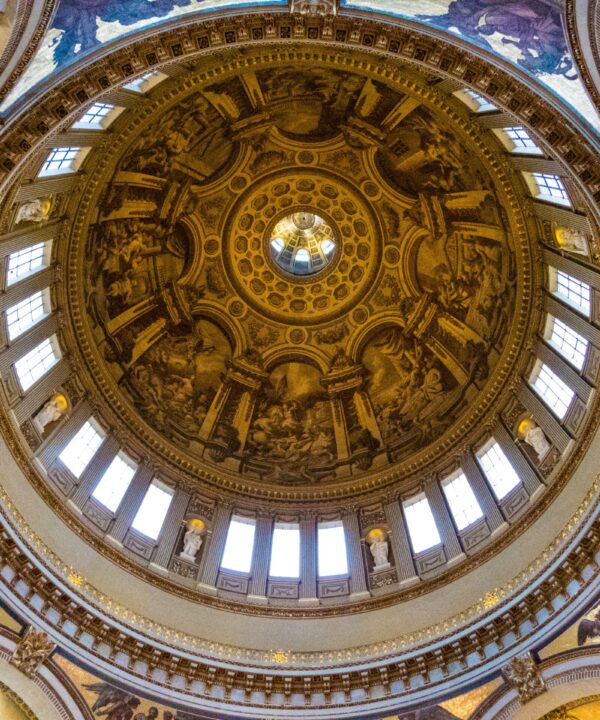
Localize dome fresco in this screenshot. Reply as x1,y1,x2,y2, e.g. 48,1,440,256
75,63,526,490
0,3,600,720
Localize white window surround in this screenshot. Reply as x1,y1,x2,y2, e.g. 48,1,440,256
523,172,572,207
58,418,105,479
454,88,498,113
545,315,588,371
38,146,91,178
14,335,61,391
477,440,521,501
403,495,441,554
548,267,591,317
221,515,256,573
91,452,137,513
269,523,301,578
493,126,543,155
6,288,51,340
6,242,52,286
317,521,348,577
122,70,168,94
131,480,174,540
441,471,484,531
72,102,123,130
530,361,575,420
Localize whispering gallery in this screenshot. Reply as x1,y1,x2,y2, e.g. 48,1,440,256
2,2,600,720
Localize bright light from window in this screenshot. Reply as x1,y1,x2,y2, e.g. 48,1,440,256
123,70,167,93
322,239,335,255
131,481,173,540
547,316,588,370
403,496,441,554
269,523,300,578
530,362,575,420
271,237,284,253
530,173,571,206
92,452,137,512
442,472,483,531
295,248,310,265
58,419,105,478
14,335,60,390
456,88,497,112
38,147,83,177
477,441,521,500
7,242,49,286
318,521,348,577
221,516,256,573
72,103,115,129
6,289,50,340
550,269,591,317
501,126,542,154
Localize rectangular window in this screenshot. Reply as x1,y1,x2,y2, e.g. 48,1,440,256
546,316,588,370
14,335,60,390
123,70,167,94
550,268,591,317
91,452,137,512
38,147,82,177
72,103,116,129
131,481,173,540
317,520,348,577
455,88,497,112
7,242,50,286
442,472,484,531
530,173,571,206
221,515,256,573
495,126,543,155
269,522,300,578
6,289,50,340
477,441,521,500
403,496,441,554
530,362,575,420
58,418,105,478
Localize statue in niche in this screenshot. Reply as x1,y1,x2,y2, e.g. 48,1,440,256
179,519,205,563
518,418,551,460
15,197,52,224
32,393,68,434
246,362,335,482
366,528,390,570
555,226,588,255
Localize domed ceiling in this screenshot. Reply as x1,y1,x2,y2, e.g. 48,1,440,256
75,60,528,491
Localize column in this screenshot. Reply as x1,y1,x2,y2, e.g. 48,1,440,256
384,500,418,584
299,516,318,604
70,434,120,507
460,454,506,532
0,313,58,375
424,478,464,562
0,266,53,312
494,422,542,497
108,463,153,543
0,221,58,259
343,511,370,599
36,399,92,466
152,489,191,569
15,174,79,202
248,515,272,603
197,504,232,593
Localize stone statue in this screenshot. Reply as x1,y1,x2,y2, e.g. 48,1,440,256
519,418,551,460
179,518,205,562
32,393,68,434
366,528,390,570
15,197,52,224
555,226,588,254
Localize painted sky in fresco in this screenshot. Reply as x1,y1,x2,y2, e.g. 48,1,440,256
2,0,599,135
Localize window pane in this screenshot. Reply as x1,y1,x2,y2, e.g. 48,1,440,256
6,290,49,340
14,336,60,390
74,103,113,128
92,453,137,512
547,317,588,370
503,126,541,153
477,441,521,500
131,482,173,540
221,516,256,573
318,521,348,576
58,419,105,478
403,497,441,554
532,173,570,205
531,363,575,419
269,523,300,578
39,147,80,176
463,89,497,112
442,472,483,531
552,270,591,316
7,242,48,285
